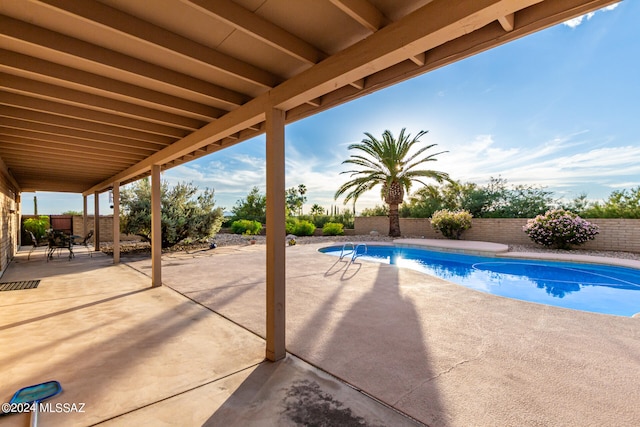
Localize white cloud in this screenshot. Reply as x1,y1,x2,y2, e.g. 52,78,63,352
563,3,619,28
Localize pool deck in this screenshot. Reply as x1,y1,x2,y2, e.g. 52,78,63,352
126,241,640,426
2,241,639,426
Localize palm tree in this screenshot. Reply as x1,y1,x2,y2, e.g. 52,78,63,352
335,128,450,237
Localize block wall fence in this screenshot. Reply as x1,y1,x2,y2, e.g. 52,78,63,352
0,171,19,276
354,217,640,253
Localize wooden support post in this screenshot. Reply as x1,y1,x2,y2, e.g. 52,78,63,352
93,191,100,252
83,195,88,237
265,107,286,362
151,165,162,287
112,182,120,264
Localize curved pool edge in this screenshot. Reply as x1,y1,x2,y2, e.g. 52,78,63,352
497,251,640,270
392,238,509,256
315,238,640,271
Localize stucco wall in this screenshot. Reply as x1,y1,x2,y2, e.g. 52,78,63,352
0,172,19,275
354,216,640,253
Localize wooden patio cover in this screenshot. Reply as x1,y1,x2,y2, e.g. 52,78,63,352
0,0,617,360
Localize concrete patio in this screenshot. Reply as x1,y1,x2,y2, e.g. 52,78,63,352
0,247,417,427
125,240,640,426
1,241,639,426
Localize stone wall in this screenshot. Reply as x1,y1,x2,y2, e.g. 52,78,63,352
354,216,640,253
0,170,19,275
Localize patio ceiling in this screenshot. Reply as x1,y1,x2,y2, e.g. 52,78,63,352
0,0,617,195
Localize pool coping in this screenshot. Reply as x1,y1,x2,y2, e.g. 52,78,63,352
391,238,640,270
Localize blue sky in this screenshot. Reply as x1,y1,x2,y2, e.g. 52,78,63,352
22,2,639,215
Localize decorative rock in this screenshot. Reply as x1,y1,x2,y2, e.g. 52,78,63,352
369,230,379,236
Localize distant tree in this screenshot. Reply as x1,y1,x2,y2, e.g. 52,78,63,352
309,204,325,216
560,193,591,215
286,184,307,216
399,177,555,219
120,179,224,248
360,205,389,217
335,128,450,237
230,186,267,224
581,187,640,218
61,210,83,216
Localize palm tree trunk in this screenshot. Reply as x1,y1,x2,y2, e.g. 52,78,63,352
388,203,401,237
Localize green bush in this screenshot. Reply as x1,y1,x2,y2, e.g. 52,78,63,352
430,209,472,239
322,222,344,236
285,218,316,236
231,219,262,235
23,216,50,242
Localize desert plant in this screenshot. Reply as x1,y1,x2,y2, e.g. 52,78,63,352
523,209,599,249
120,179,224,248
430,209,472,239
286,218,315,236
23,215,50,242
231,219,262,235
322,222,344,236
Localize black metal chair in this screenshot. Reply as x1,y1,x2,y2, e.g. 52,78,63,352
27,231,39,260
76,230,94,257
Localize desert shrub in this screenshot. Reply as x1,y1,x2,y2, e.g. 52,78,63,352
286,218,315,236
523,209,599,249
430,209,472,240
23,215,50,242
120,179,224,248
231,219,262,235
322,222,344,236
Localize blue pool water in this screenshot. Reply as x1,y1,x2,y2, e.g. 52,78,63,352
319,245,640,317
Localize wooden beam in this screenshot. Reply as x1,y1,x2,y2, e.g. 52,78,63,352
0,92,191,137
36,0,279,89
329,0,387,32
0,50,228,118
1,118,171,150
0,106,177,145
349,79,365,90
499,13,516,31
83,97,266,195
0,73,208,128
272,0,544,111
410,52,427,66
265,107,286,362
0,16,249,109
185,0,324,64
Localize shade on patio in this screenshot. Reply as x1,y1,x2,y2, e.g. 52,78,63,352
0,0,619,360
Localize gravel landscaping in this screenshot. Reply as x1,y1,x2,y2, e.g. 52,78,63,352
99,233,640,261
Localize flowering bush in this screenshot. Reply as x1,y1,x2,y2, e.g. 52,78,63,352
523,209,599,249
430,209,473,239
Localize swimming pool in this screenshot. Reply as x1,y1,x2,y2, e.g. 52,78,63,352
318,245,640,317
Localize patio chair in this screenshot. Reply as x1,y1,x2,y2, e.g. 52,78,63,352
27,231,39,260
76,230,94,257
